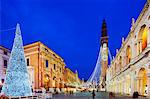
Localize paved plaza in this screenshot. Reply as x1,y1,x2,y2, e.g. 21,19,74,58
52,92,149,99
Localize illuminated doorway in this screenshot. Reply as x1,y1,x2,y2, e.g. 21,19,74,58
138,68,147,95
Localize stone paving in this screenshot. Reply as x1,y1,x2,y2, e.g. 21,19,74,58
52,92,149,99
3,92,149,99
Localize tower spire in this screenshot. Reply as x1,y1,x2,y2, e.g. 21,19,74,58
101,19,108,37
100,19,108,46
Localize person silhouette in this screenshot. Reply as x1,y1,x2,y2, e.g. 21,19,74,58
92,90,95,99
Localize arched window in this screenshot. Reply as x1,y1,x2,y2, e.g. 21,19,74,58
119,56,122,70
126,46,132,64
114,63,116,74
138,25,148,53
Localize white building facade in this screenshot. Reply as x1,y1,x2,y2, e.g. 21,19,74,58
0,46,10,85
106,0,150,96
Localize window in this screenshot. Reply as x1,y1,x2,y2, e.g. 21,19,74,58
54,64,56,70
60,68,61,73
46,60,49,68
119,56,122,70
53,76,56,80
4,60,7,68
4,51,7,55
126,46,132,64
26,58,30,66
138,25,148,52
45,48,48,52
1,79,4,83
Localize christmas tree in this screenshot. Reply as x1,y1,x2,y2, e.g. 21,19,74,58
2,24,32,96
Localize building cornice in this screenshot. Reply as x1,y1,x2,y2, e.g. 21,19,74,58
0,46,10,53
24,41,64,62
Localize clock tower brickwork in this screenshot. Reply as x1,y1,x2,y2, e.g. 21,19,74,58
100,19,108,89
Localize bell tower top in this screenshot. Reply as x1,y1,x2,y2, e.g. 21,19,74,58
101,19,108,46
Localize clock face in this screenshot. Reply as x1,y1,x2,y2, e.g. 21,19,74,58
102,43,108,61
103,54,108,61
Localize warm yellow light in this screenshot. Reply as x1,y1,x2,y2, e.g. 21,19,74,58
44,75,49,83
142,27,148,50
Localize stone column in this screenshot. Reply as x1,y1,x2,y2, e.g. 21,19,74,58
114,82,115,93
119,81,120,93
121,80,123,94
118,82,120,93
147,73,150,96
123,80,126,94
124,80,126,94
122,80,124,94
134,78,137,92
139,79,142,94
147,27,150,46
114,83,116,93
137,42,139,55
139,40,142,53
131,75,135,95
140,78,143,95
137,78,140,93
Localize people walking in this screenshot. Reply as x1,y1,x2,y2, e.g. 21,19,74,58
92,90,95,99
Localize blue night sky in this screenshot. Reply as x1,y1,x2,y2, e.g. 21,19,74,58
0,0,147,80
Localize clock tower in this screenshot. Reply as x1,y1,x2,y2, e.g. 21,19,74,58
100,19,108,90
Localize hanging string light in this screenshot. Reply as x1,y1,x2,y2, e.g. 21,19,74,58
0,27,16,32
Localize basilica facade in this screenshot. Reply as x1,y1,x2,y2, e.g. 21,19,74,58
106,0,150,96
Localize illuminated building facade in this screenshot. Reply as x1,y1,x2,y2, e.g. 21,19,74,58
24,41,65,90
106,0,150,96
0,46,10,85
0,41,81,91
64,68,81,91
